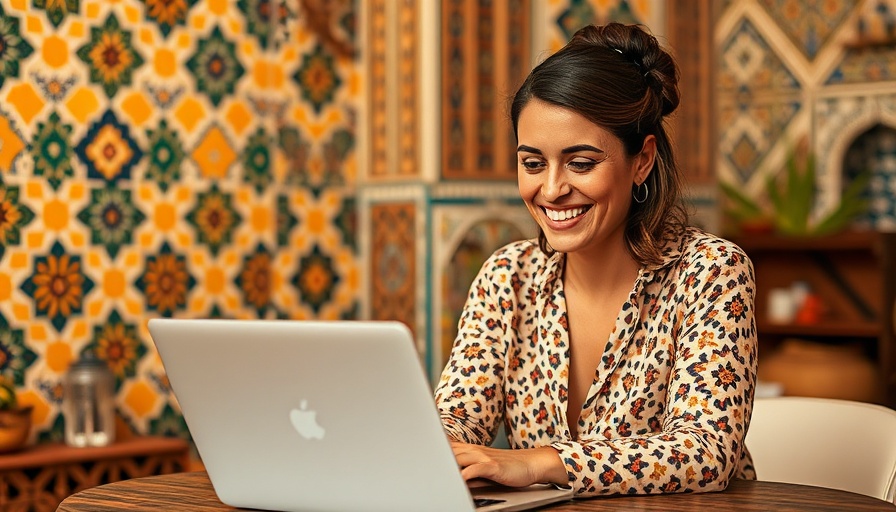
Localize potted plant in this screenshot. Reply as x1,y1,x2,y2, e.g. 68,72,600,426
721,145,870,236
0,376,33,453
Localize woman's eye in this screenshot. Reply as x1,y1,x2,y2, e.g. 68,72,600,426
567,159,597,171
521,160,544,171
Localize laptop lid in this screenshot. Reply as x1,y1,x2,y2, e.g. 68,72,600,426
148,318,572,512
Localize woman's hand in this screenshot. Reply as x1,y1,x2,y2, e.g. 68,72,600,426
450,441,569,488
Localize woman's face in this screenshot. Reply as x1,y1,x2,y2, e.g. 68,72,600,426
516,98,654,257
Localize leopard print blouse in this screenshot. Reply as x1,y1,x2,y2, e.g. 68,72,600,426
435,227,757,497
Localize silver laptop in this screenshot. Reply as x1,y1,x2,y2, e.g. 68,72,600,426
148,318,573,512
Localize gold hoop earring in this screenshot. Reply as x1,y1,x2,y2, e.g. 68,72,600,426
632,182,649,204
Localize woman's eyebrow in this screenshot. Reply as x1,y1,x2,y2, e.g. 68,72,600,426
561,144,604,154
517,145,542,154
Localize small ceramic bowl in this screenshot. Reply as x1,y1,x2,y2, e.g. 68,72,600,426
0,405,33,453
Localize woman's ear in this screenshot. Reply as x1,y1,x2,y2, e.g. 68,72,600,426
634,135,657,185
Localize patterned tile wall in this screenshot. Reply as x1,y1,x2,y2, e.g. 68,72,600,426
716,0,896,231
0,0,359,444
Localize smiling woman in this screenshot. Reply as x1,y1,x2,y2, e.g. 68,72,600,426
435,22,758,499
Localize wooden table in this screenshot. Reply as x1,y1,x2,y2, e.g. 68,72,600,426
57,471,896,511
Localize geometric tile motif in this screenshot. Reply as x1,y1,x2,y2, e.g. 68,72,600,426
76,14,144,99
237,243,273,316
293,44,342,115
145,120,186,192
291,244,340,315
826,47,896,85
756,0,854,60
19,241,95,332
0,312,38,386
82,309,147,391
719,18,800,95
77,184,146,259
370,203,415,336
0,4,34,90
143,0,196,38
241,128,274,193
719,100,801,184
75,109,143,183
136,242,196,317
33,0,79,28
31,112,75,190
0,180,35,250
186,26,246,107
185,184,242,256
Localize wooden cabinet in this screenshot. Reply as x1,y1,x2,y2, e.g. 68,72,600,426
0,436,190,512
731,231,896,408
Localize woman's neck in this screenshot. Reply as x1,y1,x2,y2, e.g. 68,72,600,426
563,237,641,296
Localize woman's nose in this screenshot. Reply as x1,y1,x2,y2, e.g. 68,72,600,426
542,168,571,201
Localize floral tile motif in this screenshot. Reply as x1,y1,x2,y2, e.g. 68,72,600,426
276,193,297,248
186,184,242,256
145,120,185,192
0,313,37,386
0,4,34,89
0,179,35,251
33,0,79,28
241,128,273,193
293,44,341,114
76,14,144,99
143,0,196,38
187,26,245,107
20,241,95,332
292,244,339,314
75,109,143,182
236,243,272,316
757,0,853,60
77,184,146,259
136,241,195,317
83,309,147,390
31,112,75,190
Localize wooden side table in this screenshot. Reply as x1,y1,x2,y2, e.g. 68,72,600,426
0,436,190,512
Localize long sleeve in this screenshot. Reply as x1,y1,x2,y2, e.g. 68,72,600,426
434,245,522,445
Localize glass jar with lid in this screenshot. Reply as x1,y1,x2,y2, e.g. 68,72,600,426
63,352,115,447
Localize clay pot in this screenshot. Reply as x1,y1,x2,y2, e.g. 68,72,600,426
759,338,879,402
0,405,33,453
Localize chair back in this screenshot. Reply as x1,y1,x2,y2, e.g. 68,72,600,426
745,396,896,503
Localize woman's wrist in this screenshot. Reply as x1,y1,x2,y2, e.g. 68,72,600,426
532,446,570,486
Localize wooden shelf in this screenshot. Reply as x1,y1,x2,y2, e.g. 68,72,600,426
758,321,880,339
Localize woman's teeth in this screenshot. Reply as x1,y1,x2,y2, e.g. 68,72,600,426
544,206,588,221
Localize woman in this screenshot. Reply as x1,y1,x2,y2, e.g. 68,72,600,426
434,23,757,497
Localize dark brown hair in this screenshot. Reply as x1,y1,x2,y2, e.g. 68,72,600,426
510,23,688,266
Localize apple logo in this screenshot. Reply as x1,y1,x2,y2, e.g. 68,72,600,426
289,400,326,440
